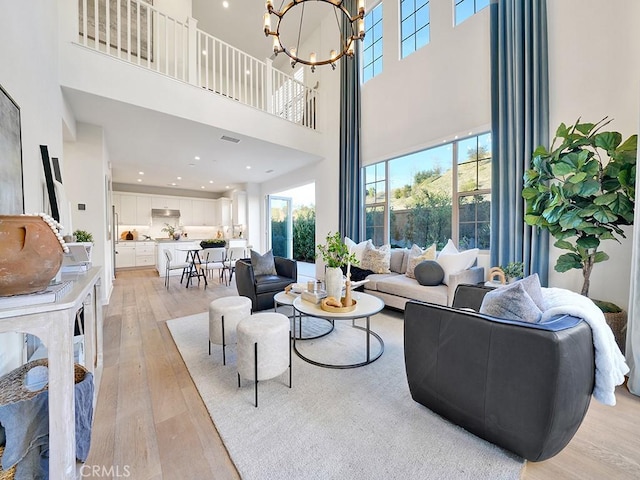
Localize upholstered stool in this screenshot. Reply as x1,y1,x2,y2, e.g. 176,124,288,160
209,296,252,365
237,312,291,407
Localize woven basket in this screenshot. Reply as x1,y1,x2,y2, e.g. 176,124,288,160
0,359,88,479
0,445,16,480
604,311,628,354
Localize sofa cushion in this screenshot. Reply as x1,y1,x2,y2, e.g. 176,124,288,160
436,241,479,285
361,243,391,274
406,244,437,279
363,272,400,290
479,281,543,323
345,237,371,263
414,260,445,286
251,249,277,276
375,275,448,306
389,248,407,273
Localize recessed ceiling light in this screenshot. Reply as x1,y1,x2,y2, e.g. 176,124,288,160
468,131,473,135
209,180,214,184
225,185,230,189
454,135,458,139
170,182,177,186
177,176,182,180
195,156,200,160
137,178,142,182
223,1,229,8
201,186,205,189
138,171,144,175
246,165,251,169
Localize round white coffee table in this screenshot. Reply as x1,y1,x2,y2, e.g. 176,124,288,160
273,291,334,340
292,292,385,369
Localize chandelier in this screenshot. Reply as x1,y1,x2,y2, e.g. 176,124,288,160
264,0,365,72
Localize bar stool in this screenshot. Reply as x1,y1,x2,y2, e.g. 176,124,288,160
237,312,291,407
208,296,252,365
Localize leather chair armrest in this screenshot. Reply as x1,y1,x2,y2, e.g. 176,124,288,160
235,259,257,308
274,257,297,280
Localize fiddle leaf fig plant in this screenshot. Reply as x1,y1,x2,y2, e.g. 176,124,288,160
523,117,637,297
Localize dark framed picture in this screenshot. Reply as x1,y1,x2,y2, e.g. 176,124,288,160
40,145,60,222
0,84,24,214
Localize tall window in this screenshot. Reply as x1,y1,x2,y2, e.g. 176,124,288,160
400,0,430,59
364,162,387,245
454,0,489,26
362,3,383,83
363,133,492,250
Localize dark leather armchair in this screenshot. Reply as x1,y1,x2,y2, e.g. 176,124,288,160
404,284,595,462
234,257,297,311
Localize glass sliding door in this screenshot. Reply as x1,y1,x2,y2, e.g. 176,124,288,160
268,195,293,258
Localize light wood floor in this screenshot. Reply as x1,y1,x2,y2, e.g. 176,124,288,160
86,268,640,479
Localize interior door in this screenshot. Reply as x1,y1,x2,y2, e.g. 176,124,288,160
268,195,293,258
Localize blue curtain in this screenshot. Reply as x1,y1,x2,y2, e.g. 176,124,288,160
339,0,362,241
490,0,549,284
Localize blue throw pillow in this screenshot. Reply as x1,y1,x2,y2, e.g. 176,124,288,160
251,249,277,276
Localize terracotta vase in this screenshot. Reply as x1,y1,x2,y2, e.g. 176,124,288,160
0,215,64,296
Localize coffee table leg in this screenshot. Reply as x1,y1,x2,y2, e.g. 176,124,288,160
366,316,370,362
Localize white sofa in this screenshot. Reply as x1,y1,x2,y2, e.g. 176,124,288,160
361,248,485,310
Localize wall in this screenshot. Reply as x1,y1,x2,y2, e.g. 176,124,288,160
63,123,113,301
0,0,66,374
361,0,492,166
546,1,640,309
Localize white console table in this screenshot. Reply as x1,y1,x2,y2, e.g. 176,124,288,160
0,267,103,478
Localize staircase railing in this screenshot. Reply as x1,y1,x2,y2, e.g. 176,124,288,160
76,0,318,130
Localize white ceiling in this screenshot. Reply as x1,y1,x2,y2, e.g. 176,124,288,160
64,1,329,195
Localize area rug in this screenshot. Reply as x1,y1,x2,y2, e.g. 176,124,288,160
167,309,525,480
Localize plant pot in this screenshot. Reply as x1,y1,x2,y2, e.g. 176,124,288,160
604,310,627,354
0,215,64,296
325,266,344,300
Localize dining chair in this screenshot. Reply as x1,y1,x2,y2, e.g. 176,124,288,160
164,249,190,289
201,247,227,285
224,244,247,286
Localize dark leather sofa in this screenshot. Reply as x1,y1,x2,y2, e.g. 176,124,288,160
404,284,595,461
234,257,297,311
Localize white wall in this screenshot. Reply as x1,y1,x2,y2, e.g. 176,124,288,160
361,0,492,165
546,1,640,308
63,123,114,302
0,0,66,375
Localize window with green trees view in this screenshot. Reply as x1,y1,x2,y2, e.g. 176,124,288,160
364,133,491,250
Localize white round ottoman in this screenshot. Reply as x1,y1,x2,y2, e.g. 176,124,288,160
237,312,291,407
209,296,252,365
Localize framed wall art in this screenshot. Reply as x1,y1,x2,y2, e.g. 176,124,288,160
0,84,24,214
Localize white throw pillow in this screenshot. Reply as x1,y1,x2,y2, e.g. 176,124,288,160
436,241,478,285
360,243,391,274
345,237,371,264
405,244,437,279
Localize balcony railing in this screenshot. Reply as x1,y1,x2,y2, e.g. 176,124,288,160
76,0,318,130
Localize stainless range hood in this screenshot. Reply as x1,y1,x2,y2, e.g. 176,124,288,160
151,208,181,218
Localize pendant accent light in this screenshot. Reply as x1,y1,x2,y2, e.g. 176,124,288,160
264,0,365,72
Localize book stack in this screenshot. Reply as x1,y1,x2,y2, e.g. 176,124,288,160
0,281,73,309
301,290,327,305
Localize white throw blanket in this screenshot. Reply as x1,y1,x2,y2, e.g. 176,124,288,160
541,287,629,406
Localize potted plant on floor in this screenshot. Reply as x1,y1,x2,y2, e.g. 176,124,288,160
316,231,358,300
522,117,637,351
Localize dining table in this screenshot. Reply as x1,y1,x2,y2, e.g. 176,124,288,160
176,246,208,288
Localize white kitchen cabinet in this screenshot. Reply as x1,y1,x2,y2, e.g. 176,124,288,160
152,196,180,210
116,243,136,268
203,200,217,225
113,193,121,219
213,198,232,226
232,191,247,226
179,199,193,226
155,242,198,276
191,199,205,225
135,241,156,266
119,195,137,224
136,196,151,225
